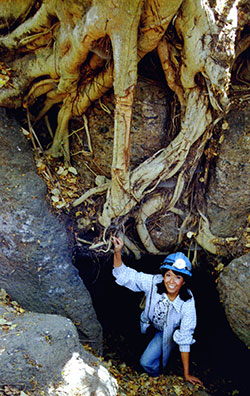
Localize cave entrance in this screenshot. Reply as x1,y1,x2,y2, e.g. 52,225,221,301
73,249,249,396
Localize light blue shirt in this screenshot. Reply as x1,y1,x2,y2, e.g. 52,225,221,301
113,263,196,365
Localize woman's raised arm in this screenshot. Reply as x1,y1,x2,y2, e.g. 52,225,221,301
112,236,124,268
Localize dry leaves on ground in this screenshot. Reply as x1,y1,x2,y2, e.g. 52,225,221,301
84,345,205,396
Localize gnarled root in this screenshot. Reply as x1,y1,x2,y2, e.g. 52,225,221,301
135,194,167,254
0,0,242,255
157,37,185,107
23,79,58,108
46,99,73,163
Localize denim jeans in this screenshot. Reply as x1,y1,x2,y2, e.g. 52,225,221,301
140,331,175,376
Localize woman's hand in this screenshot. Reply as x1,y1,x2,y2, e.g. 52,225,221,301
112,236,124,253
181,352,204,387
184,374,204,386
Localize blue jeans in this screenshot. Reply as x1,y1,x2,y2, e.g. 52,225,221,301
140,331,174,376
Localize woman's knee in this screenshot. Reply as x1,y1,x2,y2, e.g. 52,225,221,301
140,353,160,376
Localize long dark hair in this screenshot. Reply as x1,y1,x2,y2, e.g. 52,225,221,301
157,269,192,301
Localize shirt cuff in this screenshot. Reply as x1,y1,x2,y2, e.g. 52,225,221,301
179,344,191,353
112,263,126,277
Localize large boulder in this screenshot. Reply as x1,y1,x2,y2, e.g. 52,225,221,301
0,107,102,352
217,252,250,347
193,103,250,256
0,289,117,395
72,77,171,185
205,104,250,237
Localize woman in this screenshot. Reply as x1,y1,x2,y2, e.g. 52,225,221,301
112,236,203,385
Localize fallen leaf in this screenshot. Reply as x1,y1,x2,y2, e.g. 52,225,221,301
68,166,78,175
0,76,9,87
57,166,66,175
51,188,60,196
56,201,66,209
21,127,30,136
173,384,183,395
222,121,229,130
0,318,12,325
218,134,224,144
51,196,60,202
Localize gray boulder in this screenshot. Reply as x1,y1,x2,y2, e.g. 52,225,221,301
206,104,250,238
73,77,170,184
217,252,250,347
0,289,117,395
0,107,102,352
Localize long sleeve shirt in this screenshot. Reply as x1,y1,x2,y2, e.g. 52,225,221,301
112,263,196,366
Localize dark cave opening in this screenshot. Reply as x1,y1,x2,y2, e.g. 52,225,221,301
73,249,249,396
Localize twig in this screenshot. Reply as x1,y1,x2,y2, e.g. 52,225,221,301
76,237,93,245
98,98,111,114
27,110,43,152
26,109,58,190
83,114,93,155
44,115,53,138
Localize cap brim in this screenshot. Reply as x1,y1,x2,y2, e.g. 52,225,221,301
160,263,192,277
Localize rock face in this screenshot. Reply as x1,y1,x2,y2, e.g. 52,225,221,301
217,252,250,347
73,77,171,182
0,289,117,395
0,108,102,352
206,104,250,238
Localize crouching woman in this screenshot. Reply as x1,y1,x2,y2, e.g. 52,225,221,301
112,236,203,385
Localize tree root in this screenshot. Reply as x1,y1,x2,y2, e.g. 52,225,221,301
46,99,73,163
135,194,167,254
176,0,237,109
23,79,58,108
157,37,185,107
121,233,142,260
0,0,242,255
73,183,110,208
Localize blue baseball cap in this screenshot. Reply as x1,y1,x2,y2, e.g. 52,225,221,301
160,252,192,277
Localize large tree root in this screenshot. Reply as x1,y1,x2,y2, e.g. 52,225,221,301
97,0,238,252
99,87,212,228
0,0,243,255
135,194,167,255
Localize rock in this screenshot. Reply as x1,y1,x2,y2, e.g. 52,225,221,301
193,103,250,256
0,290,117,395
217,252,250,347
148,210,180,251
206,104,250,238
73,77,170,181
0,107,102,352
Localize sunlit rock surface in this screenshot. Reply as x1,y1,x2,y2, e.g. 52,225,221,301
217,252,250,347
0,290,117,395
206,104,250,238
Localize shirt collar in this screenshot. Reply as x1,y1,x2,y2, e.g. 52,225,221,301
164,293,183,313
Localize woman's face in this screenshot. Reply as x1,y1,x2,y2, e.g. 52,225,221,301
163,269,185,300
